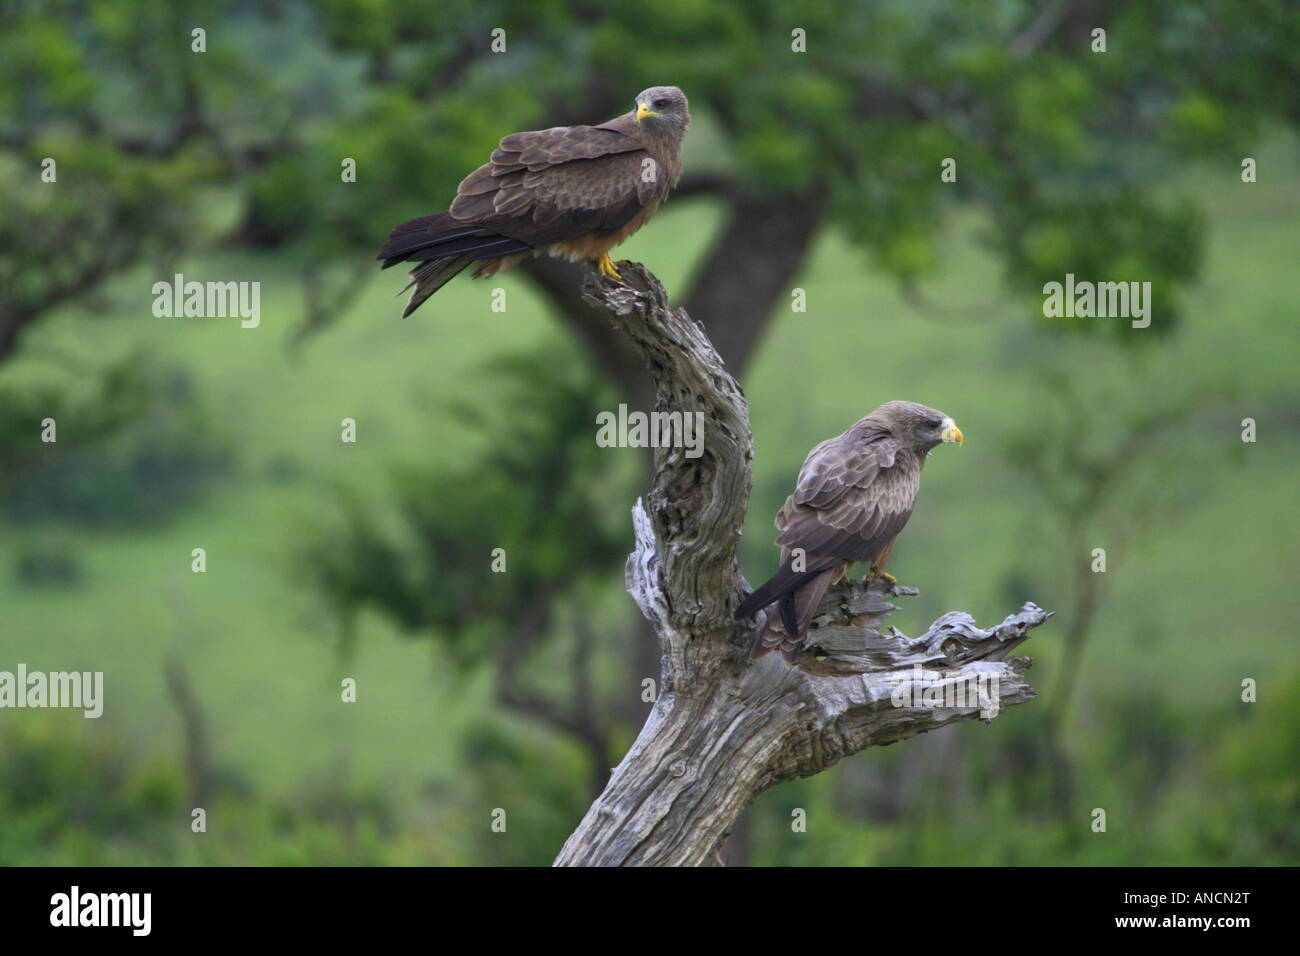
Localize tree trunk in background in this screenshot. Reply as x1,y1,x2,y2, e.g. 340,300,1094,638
681,186,826,373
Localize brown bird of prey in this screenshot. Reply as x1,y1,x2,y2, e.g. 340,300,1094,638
735,401,963,664
377,86,690,317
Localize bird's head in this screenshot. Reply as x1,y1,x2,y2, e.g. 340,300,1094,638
872,400,963,454
634,86,690,136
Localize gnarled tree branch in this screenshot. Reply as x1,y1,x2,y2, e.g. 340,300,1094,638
553,263,1050,866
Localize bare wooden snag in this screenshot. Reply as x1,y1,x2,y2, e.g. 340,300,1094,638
554,263,1050,867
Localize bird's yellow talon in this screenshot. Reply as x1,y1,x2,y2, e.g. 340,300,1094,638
864,567,896,587
596,254,622,280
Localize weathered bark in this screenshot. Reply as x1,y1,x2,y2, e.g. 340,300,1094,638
553,264,1050,866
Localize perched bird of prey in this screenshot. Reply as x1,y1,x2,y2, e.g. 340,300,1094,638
735,401,964,664
377,86,690,317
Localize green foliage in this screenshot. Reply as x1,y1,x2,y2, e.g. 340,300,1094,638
1217,670,1300,858
0,718,185,865
300,346,633,664
2,0,1297,868
10,541,84,589
454,718,590,864
0,719,461,865
0,359,234,526
747,682,1300,866
2,162,1296,862
6,0,1297,345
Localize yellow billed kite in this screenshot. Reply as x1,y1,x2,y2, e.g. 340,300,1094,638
377,86,690,317
735,401,964,664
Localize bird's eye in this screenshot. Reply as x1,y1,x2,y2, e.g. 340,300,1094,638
652,98,668,110
925,418,942,429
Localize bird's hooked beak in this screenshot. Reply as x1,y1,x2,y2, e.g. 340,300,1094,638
938,418,964,446
636,102,658,124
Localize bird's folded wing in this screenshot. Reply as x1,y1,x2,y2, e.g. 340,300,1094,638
491,125,643,171
449,123,656,237
776,434,915,564
789,431,900,508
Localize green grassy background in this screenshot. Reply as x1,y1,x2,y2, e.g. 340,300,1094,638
1,133,1296,865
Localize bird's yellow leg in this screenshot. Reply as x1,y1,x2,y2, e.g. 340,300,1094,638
596,253,622,280
864,565,897,587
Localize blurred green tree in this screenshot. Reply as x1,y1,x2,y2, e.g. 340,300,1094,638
299,347,640,797
4,0,1298,377
4,0,1297,866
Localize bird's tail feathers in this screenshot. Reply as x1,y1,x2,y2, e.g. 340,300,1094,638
378,213,535,317
378,213,530,269
398,257,471,318
734,561,833,621
747,567,837,664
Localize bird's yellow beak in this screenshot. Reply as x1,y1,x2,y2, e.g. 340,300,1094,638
636,103,657,123
939,420,963,445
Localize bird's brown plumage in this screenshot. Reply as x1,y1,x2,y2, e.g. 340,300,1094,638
736,401,963,664
377,86,690,317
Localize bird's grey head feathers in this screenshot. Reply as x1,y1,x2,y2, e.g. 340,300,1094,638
862,400,963,453
635,86,690,136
